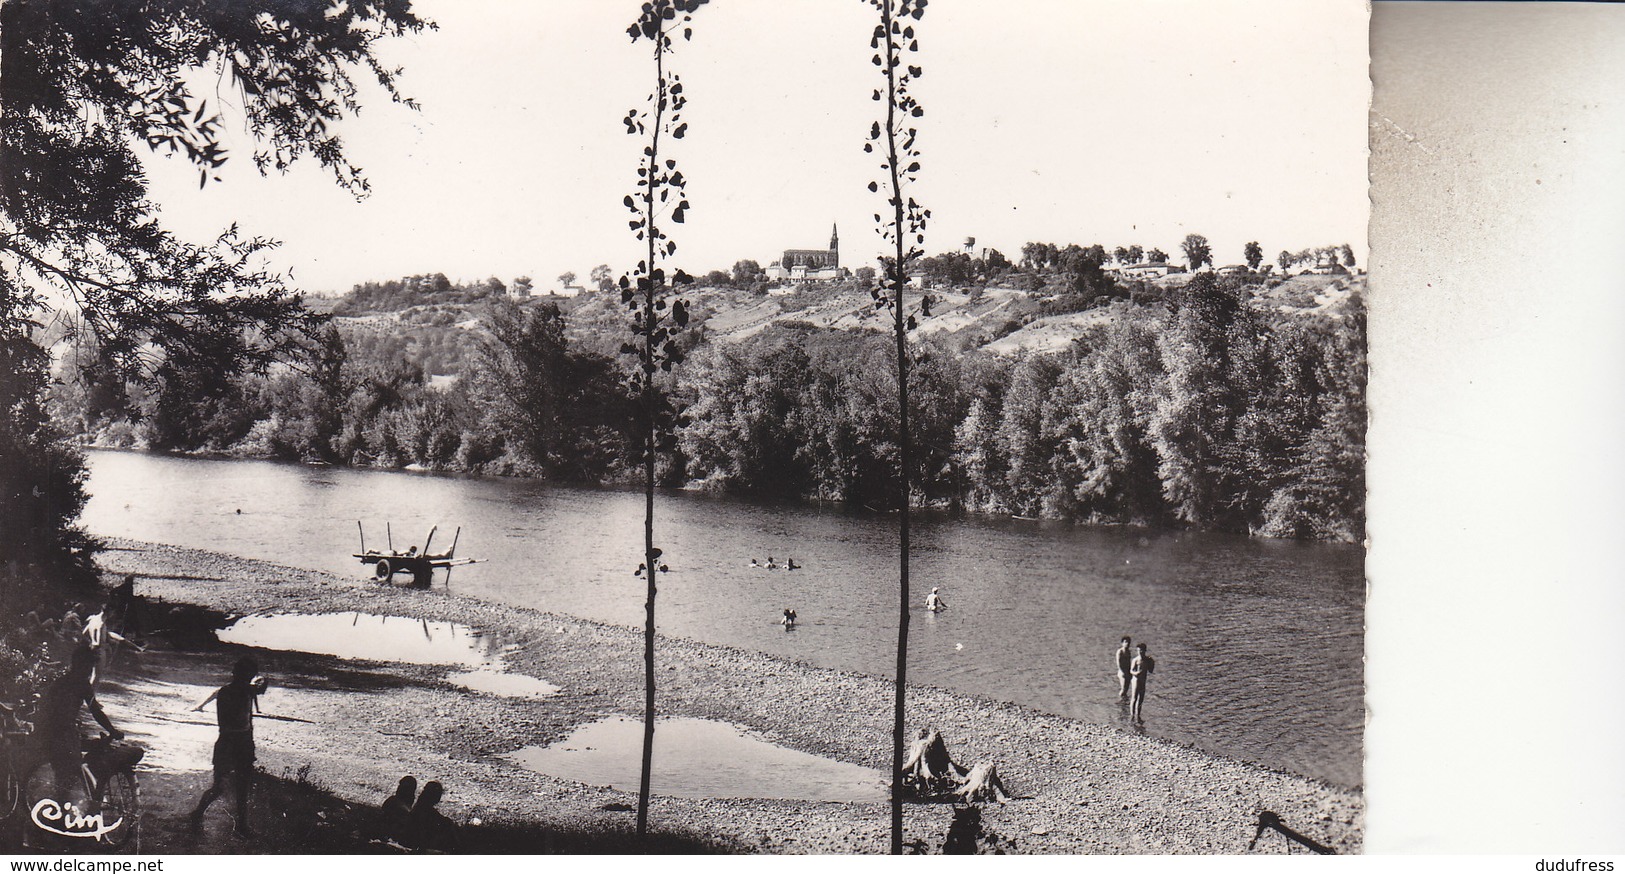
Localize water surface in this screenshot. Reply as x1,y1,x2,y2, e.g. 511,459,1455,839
82,450,1364,786
217,612,558,699
508,717,886,802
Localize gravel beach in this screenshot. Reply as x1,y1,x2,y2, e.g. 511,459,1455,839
88,538,1362,854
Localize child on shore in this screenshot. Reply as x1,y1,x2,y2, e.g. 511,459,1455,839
190,656,265,838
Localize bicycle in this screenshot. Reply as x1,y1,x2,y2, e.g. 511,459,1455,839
20,733,143,851
0,699,34,822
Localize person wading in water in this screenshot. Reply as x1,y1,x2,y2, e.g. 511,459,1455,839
1116,636,1134,700
1129,643,1155,722
189,656,264,838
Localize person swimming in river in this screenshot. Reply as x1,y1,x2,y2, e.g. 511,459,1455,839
749,558,761,568
781,608,797,629
786,558,801,570
924,587,946,612
766,556,778,570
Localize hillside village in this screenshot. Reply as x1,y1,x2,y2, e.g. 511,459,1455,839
311,257,1363,377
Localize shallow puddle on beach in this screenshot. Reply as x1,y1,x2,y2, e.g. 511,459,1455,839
447,668,560,700
507,717,886,803
217,612,497,666
216,612,559,699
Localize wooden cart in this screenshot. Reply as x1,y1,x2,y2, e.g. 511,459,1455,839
353,522,477,587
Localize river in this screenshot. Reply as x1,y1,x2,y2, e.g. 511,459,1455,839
79,449,1364,788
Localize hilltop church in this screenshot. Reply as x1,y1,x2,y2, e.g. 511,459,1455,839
768,224,844,282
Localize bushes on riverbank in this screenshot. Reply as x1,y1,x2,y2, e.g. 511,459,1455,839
675,275,1365,539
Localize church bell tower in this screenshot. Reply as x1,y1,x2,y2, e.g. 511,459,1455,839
829,223,839,266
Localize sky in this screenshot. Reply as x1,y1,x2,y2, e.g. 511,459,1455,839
142,0,1370,295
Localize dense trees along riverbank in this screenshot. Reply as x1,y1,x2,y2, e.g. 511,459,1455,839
49,274,1365,543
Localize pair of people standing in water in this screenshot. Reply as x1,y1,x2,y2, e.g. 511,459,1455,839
1115,636,1156,721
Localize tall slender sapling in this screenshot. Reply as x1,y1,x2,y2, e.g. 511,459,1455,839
619,0,708,842
864,0,930,855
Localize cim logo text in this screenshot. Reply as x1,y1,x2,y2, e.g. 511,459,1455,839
30,798,124,841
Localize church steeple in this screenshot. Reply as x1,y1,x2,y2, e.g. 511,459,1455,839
829,223,839,253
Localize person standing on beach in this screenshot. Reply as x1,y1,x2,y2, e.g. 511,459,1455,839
1115,636,1134,699
1129,643,1155,721
36,644,123,798
190,656,264,837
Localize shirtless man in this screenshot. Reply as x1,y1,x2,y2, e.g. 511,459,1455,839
1115,636,1134,699
36,645,122,798
190,656,264,837
924,587,945,612
1129,643,1155,721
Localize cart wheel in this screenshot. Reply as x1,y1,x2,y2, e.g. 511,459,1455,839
374,559,392,580
411,564,432,587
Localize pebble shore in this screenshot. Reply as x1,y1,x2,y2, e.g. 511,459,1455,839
95,538,1362,854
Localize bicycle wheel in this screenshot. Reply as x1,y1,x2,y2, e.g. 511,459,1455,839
98,771,139,850
1,766,19,822
20,760,88,850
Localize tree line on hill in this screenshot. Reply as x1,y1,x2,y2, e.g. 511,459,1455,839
48,272,1364,542
678,273,1364,541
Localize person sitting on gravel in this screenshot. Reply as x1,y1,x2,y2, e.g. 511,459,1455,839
1129,643,1155,721
369,775,417,844
406,780,460,853
190,656,265,838
1116,636,1134,699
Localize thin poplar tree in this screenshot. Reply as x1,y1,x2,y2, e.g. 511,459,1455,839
864,0,930,855
620,0,707,842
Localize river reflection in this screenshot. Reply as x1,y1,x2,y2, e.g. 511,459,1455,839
82,449,1364,787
